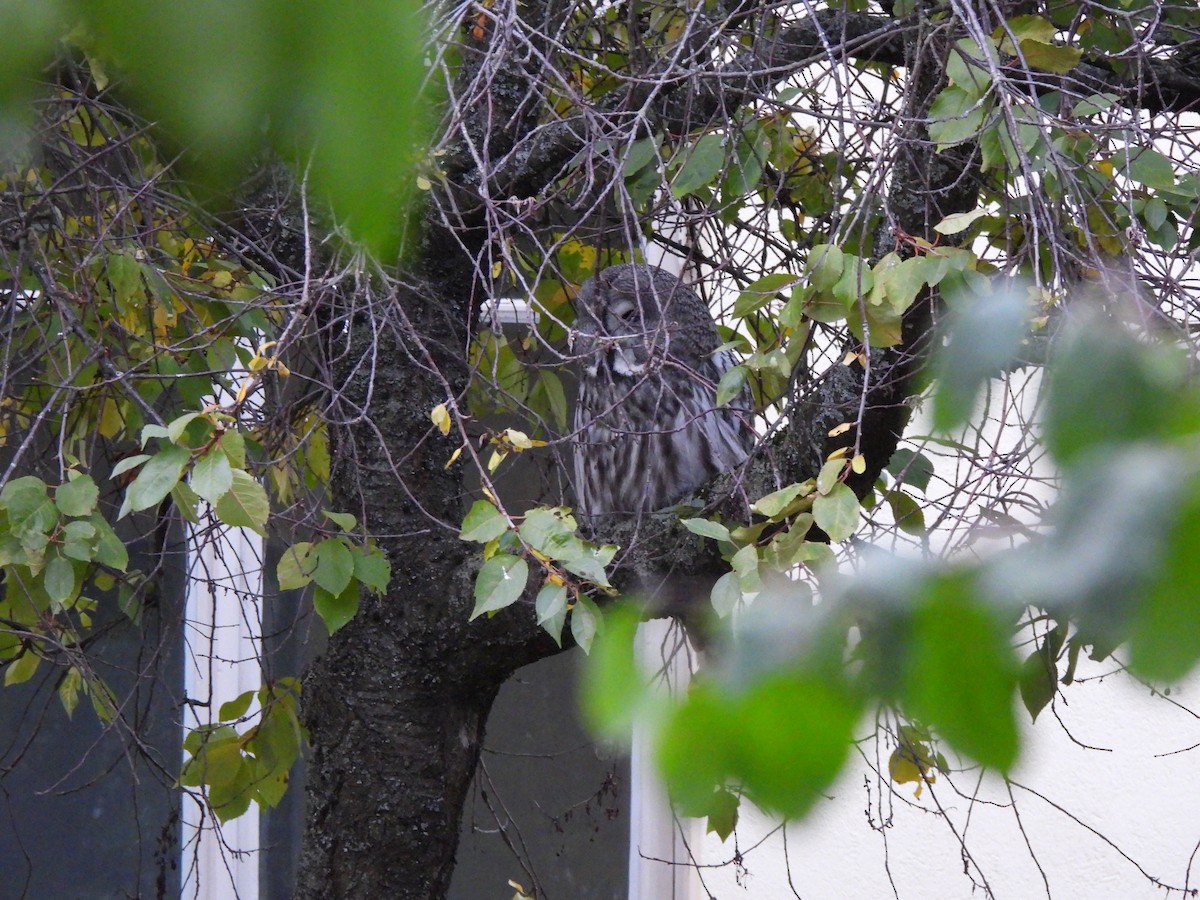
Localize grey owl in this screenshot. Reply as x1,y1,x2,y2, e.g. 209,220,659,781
572,264,755,517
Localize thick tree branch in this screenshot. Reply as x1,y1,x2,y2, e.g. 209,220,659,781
467,10,1200,214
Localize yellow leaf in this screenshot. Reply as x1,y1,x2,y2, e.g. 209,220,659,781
98,398,125,439
275,362,290,378
826,446,849,461
505,428,533,450
488,449,507,473
430,403,452,436
248,355,268,372
210,270,233,289
491,261,503,279
851,453,867,474
828,422,851,437
445,445,464,469
416,175,432,190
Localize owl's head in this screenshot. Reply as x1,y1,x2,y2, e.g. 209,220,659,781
574,264,713,378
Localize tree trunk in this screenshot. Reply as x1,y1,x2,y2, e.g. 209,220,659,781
293,5,982,897
298,659,501,898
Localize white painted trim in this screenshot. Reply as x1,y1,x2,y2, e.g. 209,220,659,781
628,619,703,900
181,523,263,900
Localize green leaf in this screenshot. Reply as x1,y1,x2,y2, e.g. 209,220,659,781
59,666,82,719
1071,93,1118,117
622,135,659,177
1019,39,1082,74
90,513,129,571
802,286,850,324
816,459,845,495
277,541,317,590
813,483,859,542
167,411,202,444
659,674,860,820
470,553,528,619
312,538,354,596
932,282,1029,431
218,429,247,468
733,674,860,817
536,583,568,646
934,208,988,235
1128,477,1200,681
2,476,57,534
213,469,269,536
219,690,255,722
928,86,986,149
681,517,732,542
55,474,99,517
518,506,575,555
656,686,734,814
323,509,357,531
1044,316,1186,465
1143,196,1169,231
732,273,799,317
139,424,170,447
4,649,40,687
887,448,935,491
706,789,740,842
806,244,844,291
171,480,201,525
997,14,1056,50
190,451,234,503
946,38,993,97
125,445,190,514
44,553,77,606
313,582,360,635
886,490,926,536
535,370,569,430
715,365,748,408
87,0,432,256
580,605,647,736
751,483,809,519
460,499,509,543
882,256,933,315
0,1,62,125
1019,646,1057,723
831,255,873,306
111,454,151,479
535,581,567,626
353,546,391,593
570,595,602,654
723,132,768,197
1122,146,1176,190
731,543,761,594
710,571,740,618
670,134,725,198
903,574,1019,771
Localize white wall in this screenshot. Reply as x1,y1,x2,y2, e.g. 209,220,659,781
679,656,1200,899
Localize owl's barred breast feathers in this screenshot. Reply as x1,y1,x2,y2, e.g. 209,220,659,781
572,264,755,517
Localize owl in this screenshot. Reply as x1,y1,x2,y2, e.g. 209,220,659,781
572,263,755,517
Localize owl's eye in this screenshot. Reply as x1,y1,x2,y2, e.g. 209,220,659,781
612,304,638,324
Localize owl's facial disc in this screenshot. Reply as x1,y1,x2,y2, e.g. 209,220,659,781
610,345,647,377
